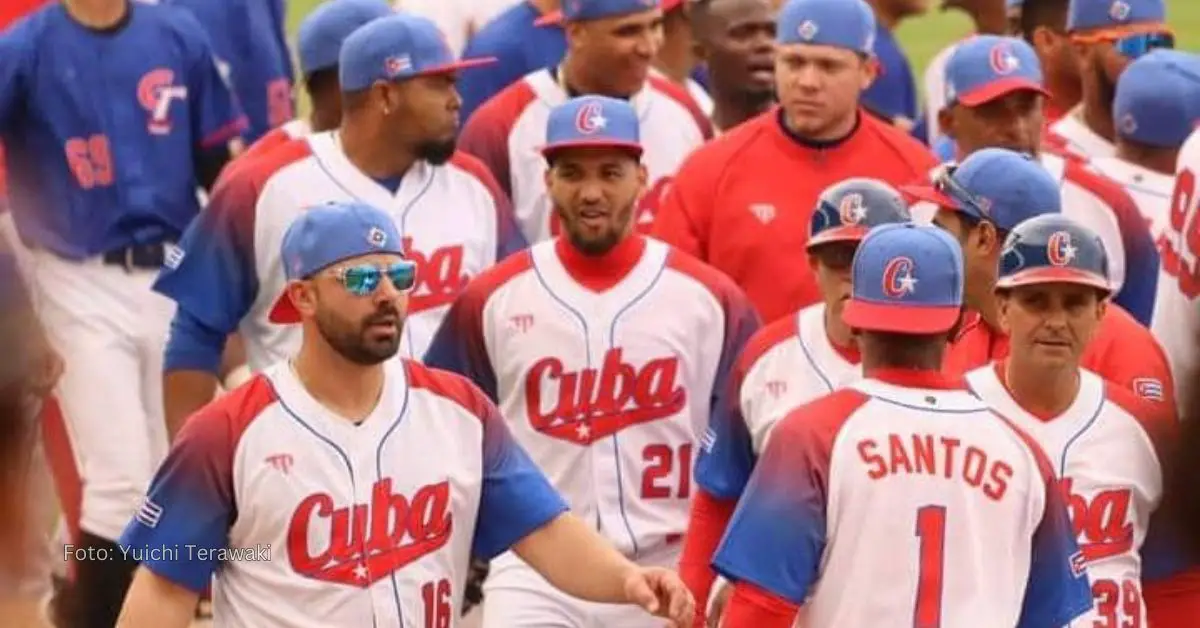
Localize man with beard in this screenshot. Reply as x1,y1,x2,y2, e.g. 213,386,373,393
931,34,1159,325
156,13,526,441
117,201,696,628
652,0,936,325
1012,0,1082,126
688,0,777,133
678,178,912,627
460,0,713,244
425,95,758,628
965,213,1200,626
1048,0,1173,159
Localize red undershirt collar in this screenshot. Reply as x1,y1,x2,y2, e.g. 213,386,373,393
866,367,964,390
554,234,646,293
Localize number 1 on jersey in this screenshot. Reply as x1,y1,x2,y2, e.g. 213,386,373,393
914,505,946,628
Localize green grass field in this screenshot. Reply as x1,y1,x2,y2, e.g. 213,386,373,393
285,0,1200,110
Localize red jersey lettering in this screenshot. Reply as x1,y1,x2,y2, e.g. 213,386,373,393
857,434,1013,501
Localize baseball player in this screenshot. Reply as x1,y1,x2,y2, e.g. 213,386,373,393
1009,0,1082,126
1048,0,1173,159
1089,50,1200,243
677,178,912,625
235,0,396,164
0,0,245,623
920,0,1008,146
424,95,759,627
652,0,937,325
118,201,695,628
966,213,1200,626
934,34,1160,324
157,13,526,436
1153,126,1200,409
460,0,714,245
687,0,776,133
711,221,1093,627
904,149,1176,411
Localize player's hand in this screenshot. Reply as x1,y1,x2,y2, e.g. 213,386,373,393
706,579,733,628
623,566,695,627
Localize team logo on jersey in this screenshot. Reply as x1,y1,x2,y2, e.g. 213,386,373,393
989,42,1021,76
838,194,868,225
1046,231,1077,266
797,20,818,41
574,101,607,135
1062,479,1134,563
288,479,452,587
399,237,469,313
524,348,687,445
1109,0,1132,22
138,69,189,135
881,256,918,298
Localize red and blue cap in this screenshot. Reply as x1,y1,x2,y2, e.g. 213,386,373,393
536,0,680,27
1067,0,1165,33
297,0,393,76
902,148,1062,231
338,14,497,91
808,178,912,249
1114,50,1200,148
776,0,876,55
842,223,965,334
541,95,643,158
269,202,406,323
943,35,1048,108
996,214,1111,292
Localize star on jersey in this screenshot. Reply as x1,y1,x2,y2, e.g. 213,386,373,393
354,564,368,580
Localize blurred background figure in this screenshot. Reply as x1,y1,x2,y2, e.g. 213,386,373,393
689,0,778,132
1089,49,1200,242
653,0,714,114
1010,0,1082,126
862,0,926,133
1050,0,1174,158
396,0,520,56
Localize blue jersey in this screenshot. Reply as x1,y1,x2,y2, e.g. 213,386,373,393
458,2,566,123
862,24,918,126
0,3,246,259
167,0,294,143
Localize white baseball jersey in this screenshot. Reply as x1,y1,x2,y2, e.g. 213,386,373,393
711,371,1093,627
155,131,527,369
695,302,860,501
1051,111,1117,160
118,358,567,628
966,363,1184,626
459,69,714,243
1153,127,1200,407
424,235,759,557
923,41,959,137
393,0,518,56
1090,155,1173,241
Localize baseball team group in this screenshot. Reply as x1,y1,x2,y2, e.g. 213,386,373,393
0,0,1199,626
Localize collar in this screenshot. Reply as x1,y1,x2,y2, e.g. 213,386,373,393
825,326,861,364
776,107,862,151
993,360,1079,422
554,234,646,292
866,367,964,390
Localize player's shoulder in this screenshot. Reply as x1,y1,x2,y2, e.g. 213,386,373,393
645,73,714,138
1063,153,1138,210
444,150,503,194
1100,376,1177,456
736,313,801,374
459,245,535,303
179,373,279,446
402,359,495,424
663,243,751,305
134,1,212,51
859,113,938,167
673,111,774,180
0,2,62,46
230,136,314,189
774,387,872,442
464,2,532,50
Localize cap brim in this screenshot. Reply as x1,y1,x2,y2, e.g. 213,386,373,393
806,225,869,249
268,292,302,324
416,57,498,76
534,10,564,26
842,299,961,334
995,267,1111,292
901,184,961,210
662,0,685,12
541,139,645,158
956,78,1050,107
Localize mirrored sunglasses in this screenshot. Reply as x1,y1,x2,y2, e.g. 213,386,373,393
1113,31,1174,58
331,261,417,296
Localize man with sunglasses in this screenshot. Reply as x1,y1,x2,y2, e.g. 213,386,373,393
1048,0,1173,160
678,178,912,626
904,148,1175,413
1009,0,1083,127
965,213,1200,627
934,34,1160,326
426,94,758,628
156,13,527,441
118,201,695,628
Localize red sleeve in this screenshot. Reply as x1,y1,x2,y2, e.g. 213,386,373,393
723,582,800,628
679,488,737,627
647,74,715,141
1145,568,1200,628
651,146,720,259
1086,306,1177,413
458,81,537,200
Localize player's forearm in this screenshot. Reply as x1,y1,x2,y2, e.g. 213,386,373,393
116,567,200,628
679,488,737,626
722,583,799,628
162,309,228,438
163,370,219,440
512,512,639,605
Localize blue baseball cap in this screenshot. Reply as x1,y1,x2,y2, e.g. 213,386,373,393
809,178,912,249
536,0,676,27
339,14,497,92
944,35,1048,108
776,0,876,55
1067,0,1165,32
1114,50,1200,148
842,223,965,334
997,214,1111,292
541,95,643,158
269,202,405,323
297,0,393,76
902,148,1062,231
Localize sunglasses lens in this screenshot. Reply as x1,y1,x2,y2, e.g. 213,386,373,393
1116,32,1173,58
387,263,416,292
341,266,382,296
